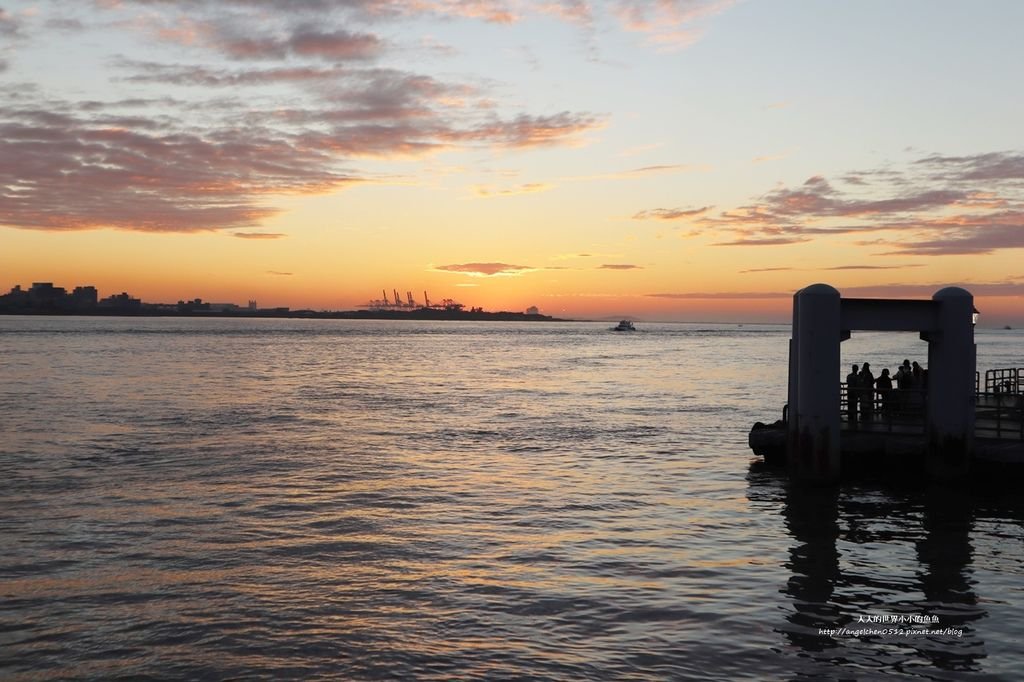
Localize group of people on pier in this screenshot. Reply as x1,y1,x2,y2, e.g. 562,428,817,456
845,359,927,422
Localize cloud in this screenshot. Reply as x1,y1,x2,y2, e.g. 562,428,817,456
266,270,293,275
628,164,687,175
0,103,360,232
839,281,1024,298
0,8,22,37
566,164,703,183
2,2,604,235
610,0,734,50
739,264,924,274
454,111,602,148
646,281,1024,301
599,263,642,270
118,60,351,86
874,222,1024,256
234,232,287,239
186,22,384,62
824,264,925,271
712,237,811,246
100,0,737,54
45,17,86,32
474,182,552,197
648,291,789,300
551,251,623,261
633,206,711,220
915,151,1024,182
638,150,1024,255
434,262,535,276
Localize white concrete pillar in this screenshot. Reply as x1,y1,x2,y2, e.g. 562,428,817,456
925,287,975,478
789,284,842,483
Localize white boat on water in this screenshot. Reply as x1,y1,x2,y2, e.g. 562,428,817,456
612,320,636,332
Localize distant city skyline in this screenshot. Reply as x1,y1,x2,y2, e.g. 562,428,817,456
0,280,535,316
2,2,1023,325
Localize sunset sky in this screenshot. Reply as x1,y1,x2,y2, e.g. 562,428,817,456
2,0,1023,323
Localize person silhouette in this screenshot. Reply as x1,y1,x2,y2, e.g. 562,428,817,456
876,368,893,416
859,362,875,421
846,364,860,423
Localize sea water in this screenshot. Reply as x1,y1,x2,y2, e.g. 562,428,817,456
1,317,1022,680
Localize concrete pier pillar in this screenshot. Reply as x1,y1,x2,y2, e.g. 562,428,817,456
789,284,842,483
924,288,976,478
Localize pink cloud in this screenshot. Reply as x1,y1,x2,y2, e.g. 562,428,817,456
454,111,601,148
234,232,287,239
633,206,711,220
633,151,1024,255
2,3,601,236
713,236,812,246
434,262,535,276
0,105,355,232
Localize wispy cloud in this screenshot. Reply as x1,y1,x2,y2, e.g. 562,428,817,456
266,270,293,275
235,232,287,239
752,152,788,164
647,280,1024,301
599,263,642,270
824,264,925,271
474,182,552,198
738,264,925,273
569,164,703,183
648,291,790,300
839,281,1024,298
610,0,734,51
633,206,711,220
433,262,536,276
635,151,1024,256
550,251,623,261
713,237,811,246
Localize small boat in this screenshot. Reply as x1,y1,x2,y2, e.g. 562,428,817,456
612,320,636,332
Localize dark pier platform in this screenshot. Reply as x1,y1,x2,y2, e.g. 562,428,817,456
750,392,1024,480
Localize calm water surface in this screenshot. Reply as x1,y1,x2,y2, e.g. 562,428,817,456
1,317,1022,680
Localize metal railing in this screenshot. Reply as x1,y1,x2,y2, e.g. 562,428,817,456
841,383,928,433
985,368,1022,394
976,368,1023,440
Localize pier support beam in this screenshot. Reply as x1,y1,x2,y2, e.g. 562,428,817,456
923,288,976,479
789,284,842,483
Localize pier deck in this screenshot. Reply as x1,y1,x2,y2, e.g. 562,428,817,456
749,393,1024,477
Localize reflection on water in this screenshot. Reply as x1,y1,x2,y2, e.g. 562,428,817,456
749,463,1022,679
1,317,1022,679
780,484,842,654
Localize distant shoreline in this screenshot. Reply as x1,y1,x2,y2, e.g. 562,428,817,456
0,308,573,322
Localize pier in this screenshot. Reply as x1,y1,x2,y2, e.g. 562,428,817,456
748,284,1024,483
